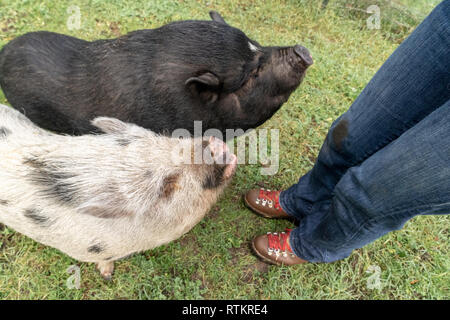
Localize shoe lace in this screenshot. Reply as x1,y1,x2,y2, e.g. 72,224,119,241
258,188,282,210
267,228,293,257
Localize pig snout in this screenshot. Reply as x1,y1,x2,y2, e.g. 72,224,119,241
208,136,237,179
293,45,313,67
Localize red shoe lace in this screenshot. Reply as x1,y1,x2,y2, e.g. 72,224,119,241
258,188,282,210
267,228,293,256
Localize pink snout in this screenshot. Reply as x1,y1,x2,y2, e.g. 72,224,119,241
208,136,237,179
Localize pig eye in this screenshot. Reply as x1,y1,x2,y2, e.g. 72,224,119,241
252,65,262,78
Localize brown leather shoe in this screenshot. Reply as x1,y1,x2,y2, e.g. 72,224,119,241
252,228,307,266
244,188,290,219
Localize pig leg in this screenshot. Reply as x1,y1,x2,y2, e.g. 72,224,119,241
96,261,115,281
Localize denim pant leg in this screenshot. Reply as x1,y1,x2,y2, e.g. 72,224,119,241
281,0,450,219
289,101,450,263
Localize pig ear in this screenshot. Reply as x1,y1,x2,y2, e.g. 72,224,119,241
185,72,220,88
185,72,220,103
91,117,129,134
209,11,228,25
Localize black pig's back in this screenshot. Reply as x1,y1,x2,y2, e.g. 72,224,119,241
0,29,196,135
0,32,101,134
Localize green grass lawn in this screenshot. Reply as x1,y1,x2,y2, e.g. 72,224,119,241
0,0,448,299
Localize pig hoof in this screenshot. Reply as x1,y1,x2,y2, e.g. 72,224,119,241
96,261,114,281
101,272,112,281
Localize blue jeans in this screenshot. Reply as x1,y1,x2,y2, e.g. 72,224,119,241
280,1,450,263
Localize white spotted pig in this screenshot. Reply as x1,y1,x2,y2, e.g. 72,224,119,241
0,104,237,279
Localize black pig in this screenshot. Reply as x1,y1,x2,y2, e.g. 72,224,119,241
0,12,312,136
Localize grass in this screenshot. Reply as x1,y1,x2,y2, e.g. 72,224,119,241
0,0,448,300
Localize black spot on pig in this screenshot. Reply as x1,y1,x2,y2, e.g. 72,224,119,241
143,170,152,179
0,199,9,206
24,208,53,227
88,244,105,254
202,165,227,190
116,138,131,147
24,157,79,204
80,205,132,219
0,126,11,138
160,173,181,199
0,12,312,137
332,119,349,151
104,256,114,261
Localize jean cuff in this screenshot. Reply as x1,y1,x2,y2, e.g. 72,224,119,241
280,189,310,220
289,227,314,262
279,190,296,218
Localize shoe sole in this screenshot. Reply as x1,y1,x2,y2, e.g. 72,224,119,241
243,194,287,219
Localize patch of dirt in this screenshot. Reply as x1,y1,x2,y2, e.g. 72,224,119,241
109,22,121,37
348,251,364,274
191,270,211,291
206,205,222,221
229,243,270,284
0,225,15,251
254,260,270,273
420,252,432,262
0,18,17,33
229,244,248,265
177,233,200,256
